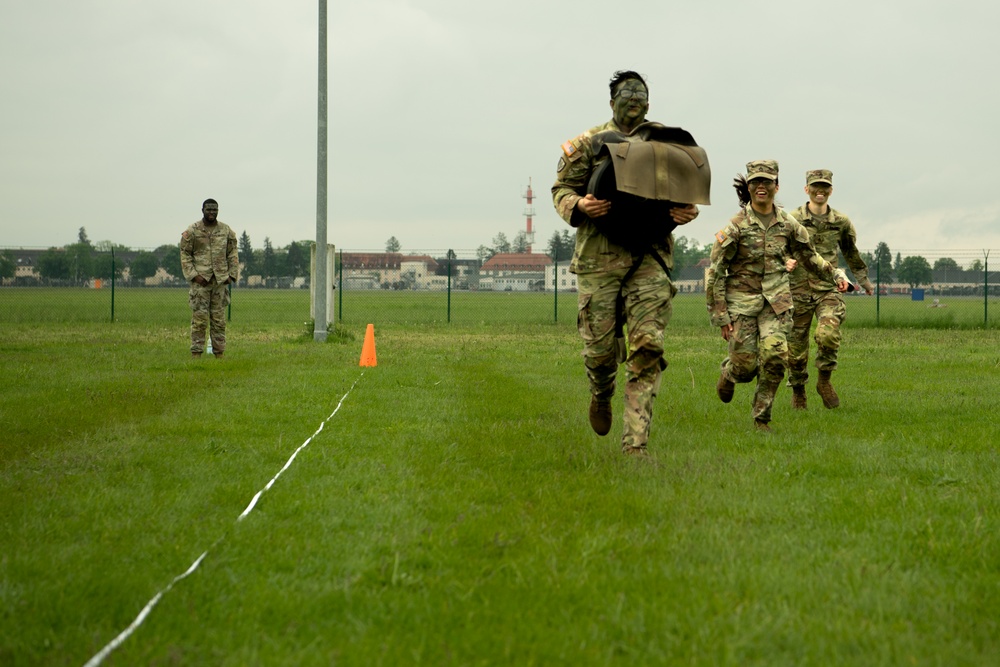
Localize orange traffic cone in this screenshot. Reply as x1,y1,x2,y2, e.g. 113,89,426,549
359,323,377,367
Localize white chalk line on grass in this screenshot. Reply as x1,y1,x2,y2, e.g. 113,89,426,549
83,374,364,667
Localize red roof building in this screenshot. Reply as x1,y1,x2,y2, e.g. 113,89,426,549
480,253,552,274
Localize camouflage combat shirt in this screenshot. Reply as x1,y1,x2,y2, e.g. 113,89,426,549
180,220,240,284
706,204,846,328
551,119,673,275
787,205,871,294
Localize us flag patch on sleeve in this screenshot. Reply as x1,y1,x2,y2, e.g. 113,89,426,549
561,140,577,157
715,230,728,244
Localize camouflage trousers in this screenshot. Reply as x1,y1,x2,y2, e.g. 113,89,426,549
788,291,846,386
576,255,675,450
720,307,792,423
189,278,230,354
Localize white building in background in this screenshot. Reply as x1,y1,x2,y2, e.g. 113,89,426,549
399,255,440,289
338,252,483,290
479,252,551,292
142,267,174,286
340,252,402,289
545,262,578,292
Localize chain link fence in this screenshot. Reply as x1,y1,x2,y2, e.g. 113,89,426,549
2,246,998,328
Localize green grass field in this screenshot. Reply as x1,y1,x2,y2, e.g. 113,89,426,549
1,291,999,666
1,287,997,328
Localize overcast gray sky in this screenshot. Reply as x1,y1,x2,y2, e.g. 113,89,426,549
2,0,998,260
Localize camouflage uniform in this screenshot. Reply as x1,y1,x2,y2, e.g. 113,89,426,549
552,119,677,453
787,173,872,388
706,203,845,424
180,219,239,355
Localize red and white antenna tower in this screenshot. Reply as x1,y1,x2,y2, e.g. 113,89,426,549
522,177,536,253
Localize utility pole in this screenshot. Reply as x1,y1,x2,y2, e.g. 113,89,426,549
313,0,329,341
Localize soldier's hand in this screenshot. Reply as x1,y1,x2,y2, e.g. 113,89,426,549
720,323,733,342
670,204,699,226
576,194,611,218
193,276,208,286
863,280,875,295
835,279,849,293
785,258,798,272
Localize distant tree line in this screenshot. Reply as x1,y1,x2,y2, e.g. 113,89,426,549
378,230,987,288
479,228,713,271
474,230,535,263
14,228,985,291
14,227,312,285
857,241,985,289
373,232,990,292
1,250,19,280
236,232,310,286
411,227,712,272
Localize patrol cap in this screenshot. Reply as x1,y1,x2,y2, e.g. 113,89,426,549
746,159,779,181
806,169,833,185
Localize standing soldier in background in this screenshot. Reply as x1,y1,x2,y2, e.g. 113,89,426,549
787,170,874,409
706,161,848,433
180,199,239,358
551,69,703,457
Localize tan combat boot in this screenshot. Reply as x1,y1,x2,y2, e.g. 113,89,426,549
816,370,840,409
754,419,773,433
791,385,807,410
588,396,612,436
191,352,202,358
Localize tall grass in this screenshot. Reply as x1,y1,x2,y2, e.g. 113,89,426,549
1,309,998,665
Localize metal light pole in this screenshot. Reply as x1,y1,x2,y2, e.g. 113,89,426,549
313,0,329,341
